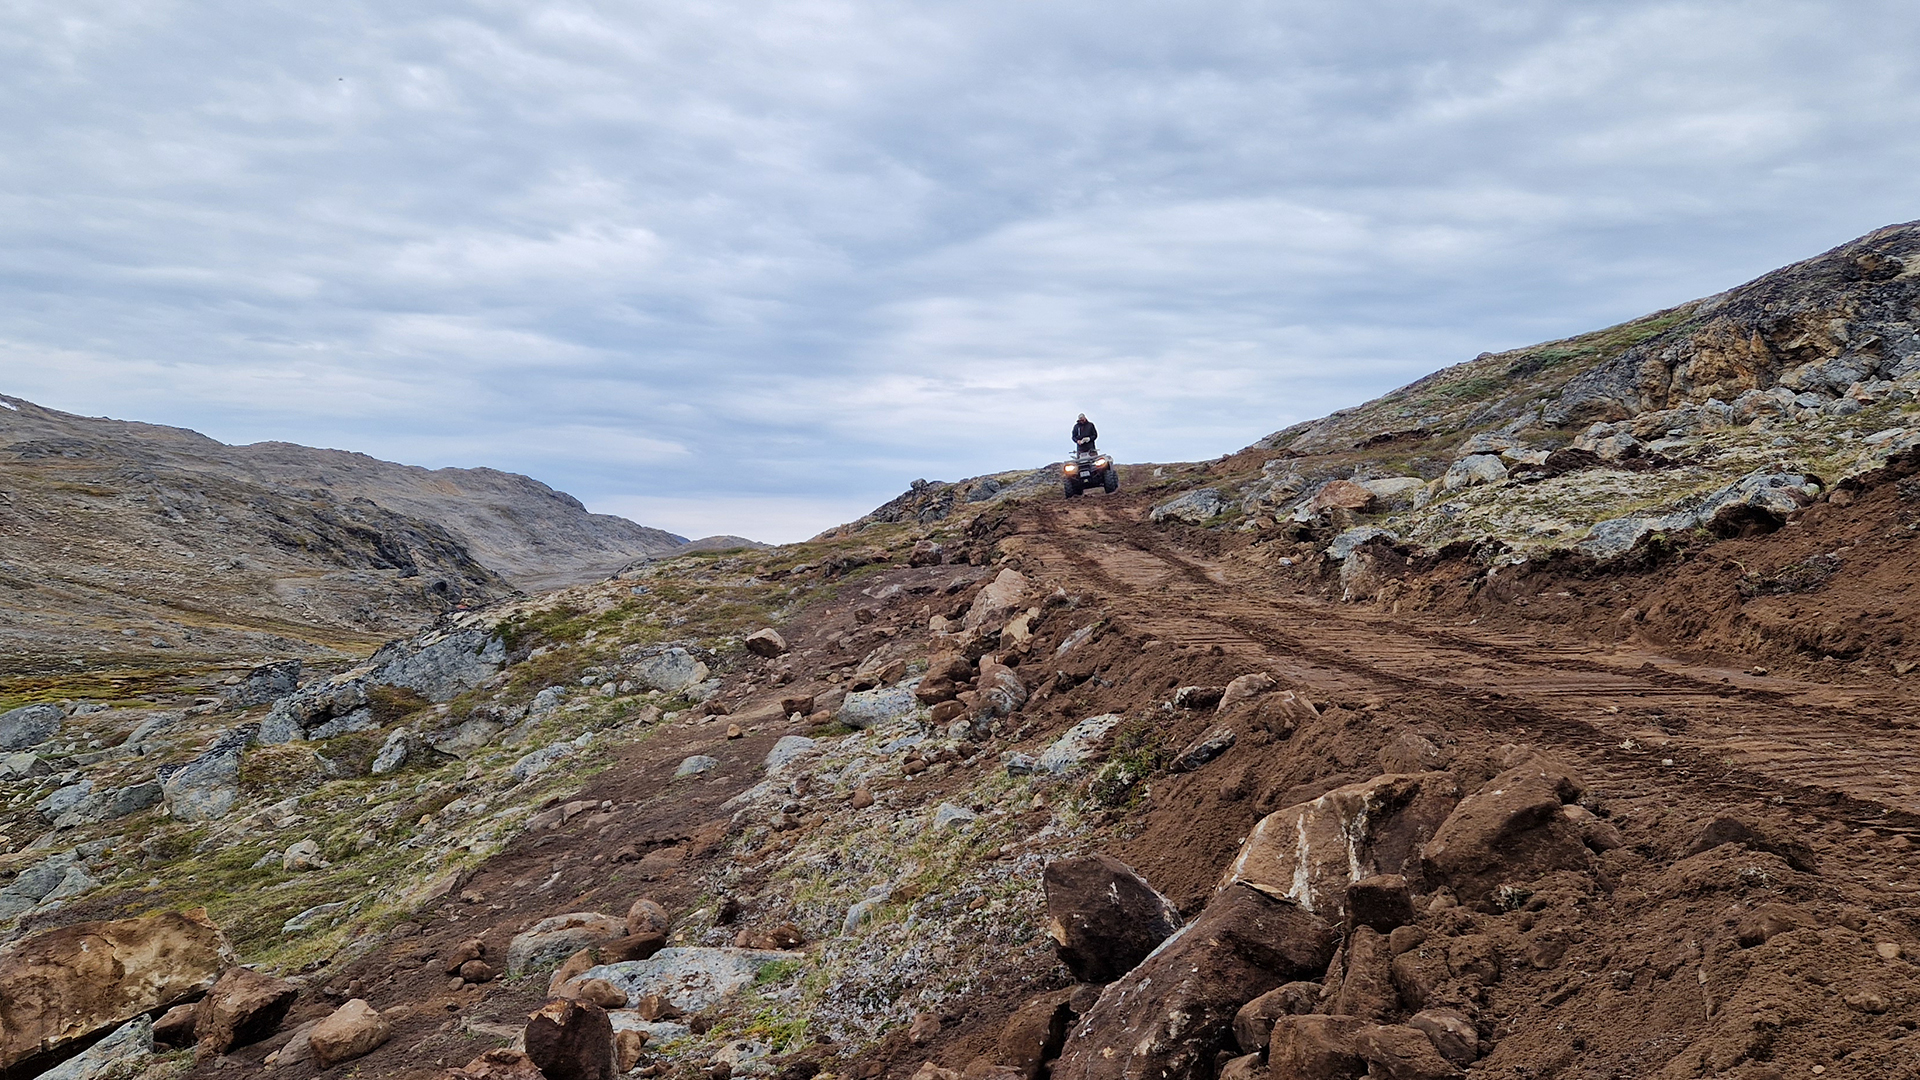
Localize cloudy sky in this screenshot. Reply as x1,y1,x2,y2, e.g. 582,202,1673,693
4,1,1918,541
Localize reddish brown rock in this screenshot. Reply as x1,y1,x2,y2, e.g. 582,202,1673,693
454,1048,548,1079
1231,982,1320,1054
1216,672,1277,711
1345,875,1414,933
616,1028,650,1072
745,628,789,657
1354,1023,1463,1080
1051,884,1338,1080
444,937,486,974
627,898,671,937
850,787,876,810
1216,1054,1262,1080
1420,762,1592,903
0,909,234,1072
1306,479,1377,514
995,989,1075,1079
525,997,616,1080
780,694,816,717
550,948,601,996
1407,1010,1479,1068
194,966,298,1060
460,959,497,984
908,1011,942,1044
1269,1015,1366,1080
566,978,629,1010
1735,903,1816,947
1332,927,1398,1022
930,700,969,724
153,1003,198,1048
909,540,946,567
1043,854,1182,983
309,999,391,1068
1221,773,1460,924
609,932,666,962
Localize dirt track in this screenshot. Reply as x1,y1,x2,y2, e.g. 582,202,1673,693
1011,495,1920,839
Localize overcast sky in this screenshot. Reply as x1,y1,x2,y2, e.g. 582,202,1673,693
4,1,1918,542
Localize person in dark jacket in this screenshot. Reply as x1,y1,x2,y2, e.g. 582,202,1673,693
1071,413,1098,452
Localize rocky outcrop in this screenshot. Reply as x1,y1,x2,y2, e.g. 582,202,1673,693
0,703,62,751
0,910,233,1072
1042,855,1182,983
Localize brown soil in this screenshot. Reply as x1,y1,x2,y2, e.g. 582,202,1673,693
186,460,1920,1080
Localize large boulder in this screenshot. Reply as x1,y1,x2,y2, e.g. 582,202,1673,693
160,724,258,822
0,910,233,1072
508,913,628,977
839,684,920,729
193,966,298,1060
367,628,507,702
0,703,62,751
1306,480,1377,514
220,660,302,708
976,659,1028,719
632,648,709,694
1050,884,1338,1080
1042,855,1182,983
1038,714,1123,774
525,998,616,1080
1420,761,1593,903
1218,773,1460,924
308,999,391,1068
1440,455,1507,491
964,568,1031,629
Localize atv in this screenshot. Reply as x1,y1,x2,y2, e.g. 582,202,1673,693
1062,447,1118,497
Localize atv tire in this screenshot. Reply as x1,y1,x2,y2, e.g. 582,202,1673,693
1103,468,1119,493
1064,478,1083,498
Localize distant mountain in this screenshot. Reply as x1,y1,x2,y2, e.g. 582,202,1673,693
0,395,692,668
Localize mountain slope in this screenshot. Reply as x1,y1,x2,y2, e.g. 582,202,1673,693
0,394,689,670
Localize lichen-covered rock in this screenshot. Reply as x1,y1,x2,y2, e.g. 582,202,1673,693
160,724,257,822
578,947,802,1015
1150,488,1226,524
0,703,63,751
508,913,628,977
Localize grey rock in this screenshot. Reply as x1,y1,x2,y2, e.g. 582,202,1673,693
1150,488,1227,524
763,736,817,772
160,723,257,822
1170,727,1237,773
35,1015,153,1080
1440,454,1507,490
222,659,303,708
843,897,886,934
37,780,95,822
258,700,302,744
1693,468,1822,530
580,947,803,1014
0,703,63,750
44,864,99,902
931,803,977,830
1038,714,1123,774
508,912,627,976
838,684,919,729
531,685,570,714
674,755,719,779
1576,513,1690,559
369,729,411,775
633,648,710,694
103,780,164,819
0,752,47,780
123,711,179,751
369,628,506,702
283,838,328,871
512,744,575,783
1005,752,1039,776
283,900,352,934
309,707,377,740
1328,526,1397,562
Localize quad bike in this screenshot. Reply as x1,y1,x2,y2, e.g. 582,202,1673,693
1063,443,1118,497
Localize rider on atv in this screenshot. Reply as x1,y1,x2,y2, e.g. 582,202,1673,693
1063,414,1116,497
1072,414,1098,453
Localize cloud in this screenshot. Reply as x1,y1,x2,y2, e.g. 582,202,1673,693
3,0,1919,540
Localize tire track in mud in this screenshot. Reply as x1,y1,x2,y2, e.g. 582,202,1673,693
1012,500,1920,837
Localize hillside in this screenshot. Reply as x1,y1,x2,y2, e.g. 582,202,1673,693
0,394,691,677
4,225,1920,1080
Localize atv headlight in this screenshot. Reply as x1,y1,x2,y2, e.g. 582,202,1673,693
1064,463,1078,473
1095,458,1109,468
